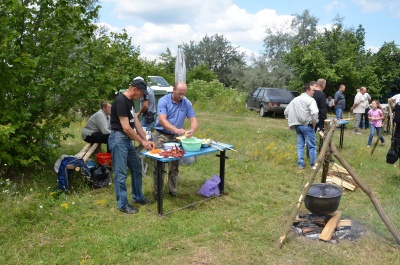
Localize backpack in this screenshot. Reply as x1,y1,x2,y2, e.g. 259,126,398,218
89,164,112,188
56,156,90,191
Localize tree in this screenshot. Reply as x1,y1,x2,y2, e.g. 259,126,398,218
0,0,146,174
187,64,217,83
372,42,400,98
284,20,381,105
182,34,246,88
259,9,319,91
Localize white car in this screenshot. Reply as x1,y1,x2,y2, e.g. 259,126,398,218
148,76,173,93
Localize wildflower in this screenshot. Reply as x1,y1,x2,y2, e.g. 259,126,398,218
40,205,43,209
95,199,106,205
60,203,69,209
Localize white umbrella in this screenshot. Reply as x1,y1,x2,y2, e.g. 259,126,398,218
175,45,186,83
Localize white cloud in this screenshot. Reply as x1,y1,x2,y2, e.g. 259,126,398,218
353,0,385,12
98,0,296,60
388,1,400,17
366,45,380,53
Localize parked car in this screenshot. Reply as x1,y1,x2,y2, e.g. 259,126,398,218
147,76,173,93
245,87,294,117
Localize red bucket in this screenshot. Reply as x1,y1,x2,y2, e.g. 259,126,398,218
96,153,112,166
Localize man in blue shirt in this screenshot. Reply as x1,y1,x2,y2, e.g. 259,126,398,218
135,76,156,131
153,81,198,198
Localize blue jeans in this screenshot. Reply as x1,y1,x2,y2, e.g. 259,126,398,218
296,125,317,168
108,131,145,209
336,108,343,120
368,125,385,146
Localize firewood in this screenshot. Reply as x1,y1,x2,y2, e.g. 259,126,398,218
328,171,358,186
294,216,326,226
331,163,349,174
302,227,323,234
326,176,356,191
319,211,342,241
338,219,351,227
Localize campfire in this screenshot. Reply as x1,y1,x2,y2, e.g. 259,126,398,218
292,212,365,243
278,121,400,248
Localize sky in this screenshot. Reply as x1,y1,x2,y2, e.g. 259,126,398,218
98,0,400,62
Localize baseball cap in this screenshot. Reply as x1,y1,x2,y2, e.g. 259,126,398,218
130,78,148,95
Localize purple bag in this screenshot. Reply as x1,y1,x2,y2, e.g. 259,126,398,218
197,174,221,197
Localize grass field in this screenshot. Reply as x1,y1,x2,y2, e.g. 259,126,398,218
1,109,399,264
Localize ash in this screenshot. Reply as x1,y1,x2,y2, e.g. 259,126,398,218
292,213,366,243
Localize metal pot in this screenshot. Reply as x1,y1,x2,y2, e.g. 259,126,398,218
304,183,342,215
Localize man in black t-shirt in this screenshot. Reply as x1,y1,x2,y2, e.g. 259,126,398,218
312,78,327,131
108,79,155,214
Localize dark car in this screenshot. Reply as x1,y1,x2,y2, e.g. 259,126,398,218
245,87,294,117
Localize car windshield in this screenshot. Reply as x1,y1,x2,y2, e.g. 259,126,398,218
268,89,292,97
149,76,170,87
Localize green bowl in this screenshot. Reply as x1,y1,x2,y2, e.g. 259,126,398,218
181,137,202,152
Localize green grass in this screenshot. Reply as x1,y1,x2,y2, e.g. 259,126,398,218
1,110,399,264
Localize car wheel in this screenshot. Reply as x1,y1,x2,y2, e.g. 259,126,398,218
260,106,267,117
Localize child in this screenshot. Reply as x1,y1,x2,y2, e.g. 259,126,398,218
367,100,385,147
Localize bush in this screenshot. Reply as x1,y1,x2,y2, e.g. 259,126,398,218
186,79,247,113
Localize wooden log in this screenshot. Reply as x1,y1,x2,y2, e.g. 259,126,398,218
338,219,351,227
302,227,323,234
66,143,99,170
83,143,98,162
331,163,349,174
328,171,358,187
277,122,337,248
319,211,342,241
294,216,326,226
326,176,356,191
76,143,91,159
330,141,400,244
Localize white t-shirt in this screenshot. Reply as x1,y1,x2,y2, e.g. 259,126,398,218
392,94,400,104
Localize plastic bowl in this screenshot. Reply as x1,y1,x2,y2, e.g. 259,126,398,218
201,139,210,148
163,142,180,150
181,137,202,152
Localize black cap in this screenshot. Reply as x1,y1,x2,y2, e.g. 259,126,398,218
130,79,148,95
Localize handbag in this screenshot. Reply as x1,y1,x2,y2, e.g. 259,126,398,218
143,111,155,123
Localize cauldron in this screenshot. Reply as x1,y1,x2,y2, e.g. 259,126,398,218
304,183,342,214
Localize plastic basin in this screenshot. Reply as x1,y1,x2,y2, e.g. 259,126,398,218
181,137,202,152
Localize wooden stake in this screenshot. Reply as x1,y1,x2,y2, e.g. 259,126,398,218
277,122,337,248
319,211,342,241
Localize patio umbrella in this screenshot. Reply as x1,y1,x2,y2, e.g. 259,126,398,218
175,45,186,83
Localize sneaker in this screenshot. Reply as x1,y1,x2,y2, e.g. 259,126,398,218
353,131,362,135
132,198,153,205
382,142,385,146
367,145,371,147
119,204,139,214
297,166,304,170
